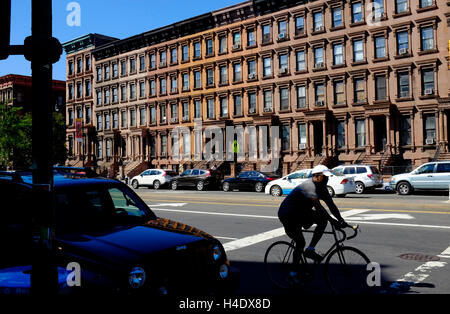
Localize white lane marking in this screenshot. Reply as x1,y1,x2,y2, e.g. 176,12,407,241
390,246,450,290
215,236,238,241
151,208,278,219
149,203,187,207
438,246,450,259
223,209,368,252
348,213,414,221
345,220,450,230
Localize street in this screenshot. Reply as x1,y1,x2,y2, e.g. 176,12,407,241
135,187,450,295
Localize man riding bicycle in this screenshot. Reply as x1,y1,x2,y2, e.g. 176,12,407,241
278,165,348,270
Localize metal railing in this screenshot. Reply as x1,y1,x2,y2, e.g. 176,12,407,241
380,165,412,176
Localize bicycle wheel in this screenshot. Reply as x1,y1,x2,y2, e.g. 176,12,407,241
324,246,372,294
264,241,296,289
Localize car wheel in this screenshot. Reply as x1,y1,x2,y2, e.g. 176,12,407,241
153,180,161,190
131,180,139,189
255,182,264,192
171,181,178,190
222,182,230,192
355,181,365,194
397,182,411,195
196,181,205,191
327,186,335,197
270,185,282,197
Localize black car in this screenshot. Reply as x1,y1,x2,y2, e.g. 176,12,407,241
170,169,222,191
0,172,239,295
222,171,279,192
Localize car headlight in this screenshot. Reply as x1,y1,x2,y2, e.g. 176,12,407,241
128,267,146,289
219,264,229,279
212,244,222,262
391,177,396,182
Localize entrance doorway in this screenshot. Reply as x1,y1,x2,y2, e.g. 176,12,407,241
313,121,323,156
373,116,387,153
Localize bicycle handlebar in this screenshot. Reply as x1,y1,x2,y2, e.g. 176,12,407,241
333,223,359,242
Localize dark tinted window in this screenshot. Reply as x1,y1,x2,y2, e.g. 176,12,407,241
181,170,191,176
415,164,435,174
239,172,249,178
192,170,200,175
370,166,380,174
343,167,356,174
164,171,177,176
436,163,450,173
142,170,151,176
149,170,158,175
357,167,367,174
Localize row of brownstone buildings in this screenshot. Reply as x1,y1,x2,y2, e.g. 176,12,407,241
63,0,450,178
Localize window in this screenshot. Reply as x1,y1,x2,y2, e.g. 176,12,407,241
76,107,82,119
121,60,127,75
104,89,110,104
150,107,156,124
84,81,90,97
113,111,118,129
104,65,110,80
278,20,287,37
424,114,436,143
248,92,257,113
86,107,91,124
161,134,167,155
264,90,273,111
130,109,136,127
207,98,215,119
263,57,272,76
436,163,450,173
420,0,433,8
139,81,146,98
85,56,91,71
296,51,306,71
262,24,271,43
354,78,365,103
96,67,102,82
352,2,363,23
315,83,325,104
397,31,409,54
96,114,102,130
104,113,110,130
334,80,345,105
96,90,102,105
297,86,306,108
68,84,74,100
353,39,364,62
298,123,307,146
181,73,189,91
332,7,343,28
68,61,74,75
234,95,242,116
160,105,166,124
220,97,228,117
182,45,189,61
121,110,127,128
130,58,136,73
314,47,324,68
149,80,156,96
356,119,366,147
248,60,256,78
373,0,384,19
295,16,305,35
281,125,290,151
194,42,201,58
400,116,411,146
171,103,178,120
194,71,201,88
219,35,227,53
337,121,346,148
232,32,241,48
233,63,242,82
375,75,387,101
96,141,103,158
421,68,435,95
333,44,344,65
130,83,136,99
171,76,178,92
139,55,145,71
194,100,201,119
160,78,167,94
206,68,214,86
112,87,118,103
68,109,74,125
313,12,323,31
280,88,289,110
182,102,189,121
112,63,118,78
171,48,177,64
76,59,82,73
396,0,408,13
76,82,82,98
160,51,167,66
149,54,156,69
374,36,386,59
420,26,434,51
219,65,228,84
398,72,410,98
247,30,256,47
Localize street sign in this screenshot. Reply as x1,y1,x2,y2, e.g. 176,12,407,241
233,140,240,153
75,118,82,143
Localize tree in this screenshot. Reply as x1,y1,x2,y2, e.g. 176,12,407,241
0,103,32,169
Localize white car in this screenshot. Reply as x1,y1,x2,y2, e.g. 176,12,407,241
264,169,355,197
332,165,383,194
130,169,177,190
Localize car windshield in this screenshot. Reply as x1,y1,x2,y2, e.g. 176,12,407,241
329,170,344,176
55,184,156,234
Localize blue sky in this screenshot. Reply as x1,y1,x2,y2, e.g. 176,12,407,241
0,0,243,81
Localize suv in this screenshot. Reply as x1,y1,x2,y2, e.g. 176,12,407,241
130,169,177,190
170,169,222,191
0,172,238,295
332,164,383,194
390,161,450,195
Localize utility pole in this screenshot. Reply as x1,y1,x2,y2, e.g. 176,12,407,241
1,0,62,295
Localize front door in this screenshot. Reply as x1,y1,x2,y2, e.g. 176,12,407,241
373,116,387,153
313,122,323,156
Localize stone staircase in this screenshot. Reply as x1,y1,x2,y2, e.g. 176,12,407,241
438,152,450,161
124,160,148,179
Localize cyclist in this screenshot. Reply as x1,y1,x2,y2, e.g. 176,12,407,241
277,165,347,276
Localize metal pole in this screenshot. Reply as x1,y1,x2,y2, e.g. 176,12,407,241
29,0,58,295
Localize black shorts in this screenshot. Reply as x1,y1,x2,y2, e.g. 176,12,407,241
279,209,328,237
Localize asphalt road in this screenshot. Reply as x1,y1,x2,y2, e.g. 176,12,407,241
134,187,450,295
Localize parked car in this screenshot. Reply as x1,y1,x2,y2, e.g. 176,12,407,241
170,169,222,191
222,171,279,192
53,166,98,178
389,161,450,195
0,172,239,295
264,169,355,197
130,169,177,190
332,164,383,194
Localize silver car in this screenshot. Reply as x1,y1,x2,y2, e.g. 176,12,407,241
389,161,450,195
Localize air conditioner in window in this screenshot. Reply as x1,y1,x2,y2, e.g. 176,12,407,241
160,62,166,67
249,107,256,114
249,73,257,79
299,143,306,150
278,33,287,40
263,107,273,112
280,67,288,74
314,26,324,32
316,101,325,107
233,44,241,50
170,117,178,123
315,62,324,68
399,48,408,55
424,88,434,95
425,138,435,145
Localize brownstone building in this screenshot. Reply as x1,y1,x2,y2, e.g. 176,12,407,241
64,0,450,178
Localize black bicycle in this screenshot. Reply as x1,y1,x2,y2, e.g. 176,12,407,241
264,224,372,294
